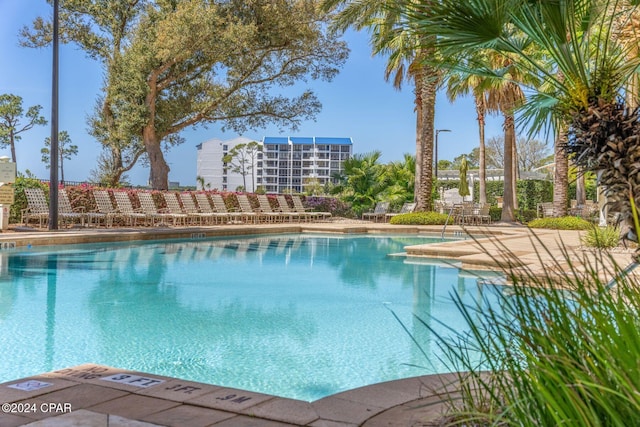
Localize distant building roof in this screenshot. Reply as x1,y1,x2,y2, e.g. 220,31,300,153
197,136,255,150
262,136,352,145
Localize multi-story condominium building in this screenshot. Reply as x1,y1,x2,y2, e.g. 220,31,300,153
259,137,352,194
196,136,259,191
197,136,353,194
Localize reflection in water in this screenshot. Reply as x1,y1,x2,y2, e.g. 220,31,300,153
45,256,57,372
0,234,504,401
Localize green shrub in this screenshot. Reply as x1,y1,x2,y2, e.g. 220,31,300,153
12,176,49,224
389,211,452,225
489,206,502,222
527,216,592,230
516,208,538,223
581,225,621,249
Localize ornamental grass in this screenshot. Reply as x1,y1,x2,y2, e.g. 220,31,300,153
406,232,640,426
582,225,622,249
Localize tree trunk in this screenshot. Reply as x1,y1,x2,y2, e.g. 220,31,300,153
500,113,515,222
10,134,16,164
476,99,487,205
60,153,64,185
512,134,518,210
416,67,438,212
576,167,586,205
414,72,423,209
143,124,170,190
553,132,569,217
143,71,170,190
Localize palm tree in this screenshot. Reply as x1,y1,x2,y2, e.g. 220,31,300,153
323,0,439,211
407,0,640,227
444,53,490,205
484,53,529,220
383,153,416,209
332,151,388,216
446,49,528,221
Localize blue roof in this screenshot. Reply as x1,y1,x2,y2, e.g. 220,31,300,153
262,137,352,145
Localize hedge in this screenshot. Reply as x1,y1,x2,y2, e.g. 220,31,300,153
435,179,555,210
389,211,453,225
527,216,593,230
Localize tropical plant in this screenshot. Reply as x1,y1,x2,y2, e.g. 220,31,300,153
331,151,387,216
196,175,205,191
582,225,622,249
0,94,47,164
381,153,415,211
445,51,489,204
41,131,78,185
407,0,640,229
323,0,439,211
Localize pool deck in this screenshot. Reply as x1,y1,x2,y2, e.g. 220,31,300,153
0,221,637,426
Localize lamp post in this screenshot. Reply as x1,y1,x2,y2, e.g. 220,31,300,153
288,137,293,193
434,129,451,179
49,0,59,230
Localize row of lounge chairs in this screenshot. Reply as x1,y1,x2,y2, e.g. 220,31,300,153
21,188,331,228
362,202,417,223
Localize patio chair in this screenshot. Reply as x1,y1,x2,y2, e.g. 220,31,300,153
235,194,261,224
58,188,87,228
256,194,291,223
113,191,149,226
362,201,390,223
181,192,224,225
276,195,305,222
137,192,178,226
22,187,49,228
537,202,554,218
161,192,190,226
291,195,330,221
454,202,477,225
385,202,416,222
477,203,492,224
89,189,121,227
208,193,245,224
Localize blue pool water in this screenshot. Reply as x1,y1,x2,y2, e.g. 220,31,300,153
0,233,503,401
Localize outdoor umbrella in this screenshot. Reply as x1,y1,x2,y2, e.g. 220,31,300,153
458,157,470,201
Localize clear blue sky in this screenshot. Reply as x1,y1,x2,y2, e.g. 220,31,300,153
0,1,506,186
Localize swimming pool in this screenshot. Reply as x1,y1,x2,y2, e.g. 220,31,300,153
0,233,503,401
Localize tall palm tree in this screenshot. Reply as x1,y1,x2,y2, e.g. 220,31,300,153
485,52,530,219
447,50,528,221
323,0,439,211
445,55,489,205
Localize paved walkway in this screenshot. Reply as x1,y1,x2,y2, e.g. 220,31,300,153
0,221,636,426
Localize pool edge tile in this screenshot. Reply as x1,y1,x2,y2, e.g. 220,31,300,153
136,378,222,402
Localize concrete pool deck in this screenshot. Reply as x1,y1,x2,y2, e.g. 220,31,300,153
0,221,637,426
